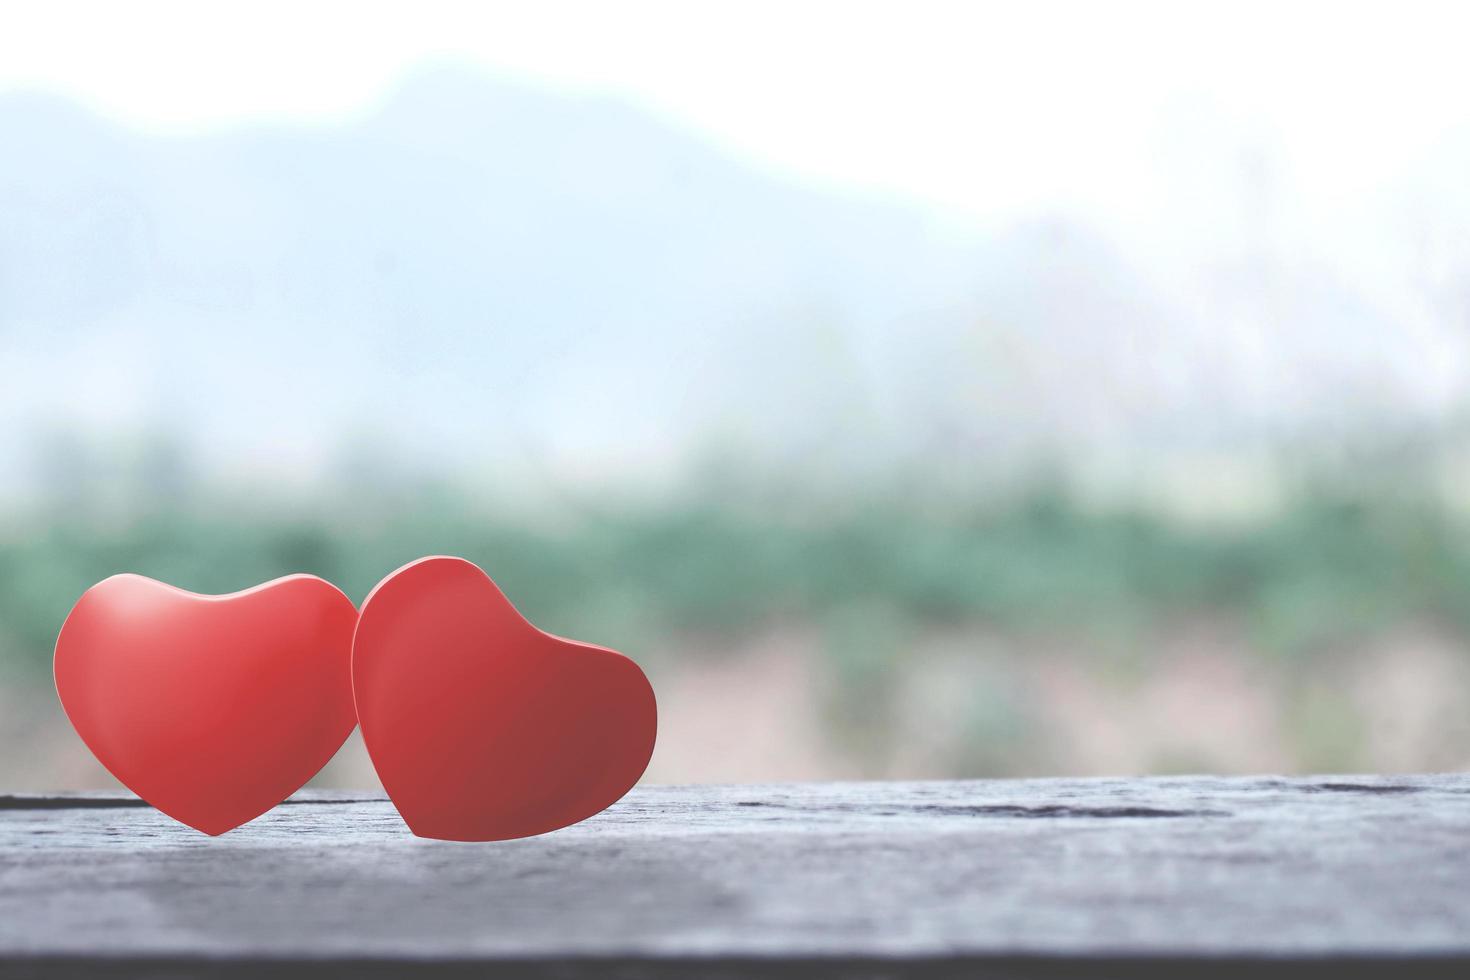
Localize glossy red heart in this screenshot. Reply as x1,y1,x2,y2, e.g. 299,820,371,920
352,556,657,841
53,573,358,835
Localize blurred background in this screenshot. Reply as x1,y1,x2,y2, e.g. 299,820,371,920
4,1,1470,790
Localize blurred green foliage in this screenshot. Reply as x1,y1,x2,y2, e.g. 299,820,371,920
4,474,1470,684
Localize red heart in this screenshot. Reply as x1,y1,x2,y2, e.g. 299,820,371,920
352,556,657,841
53,573,358,835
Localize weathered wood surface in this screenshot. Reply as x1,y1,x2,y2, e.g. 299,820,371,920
1,775,1468,977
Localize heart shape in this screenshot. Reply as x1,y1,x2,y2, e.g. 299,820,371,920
53,573,358,835
352,556,657,841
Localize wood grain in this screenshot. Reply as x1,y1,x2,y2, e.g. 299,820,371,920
1,775,1467,977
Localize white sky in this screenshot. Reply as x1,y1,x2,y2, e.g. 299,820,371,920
4,0,1470,488
3,0,1469,225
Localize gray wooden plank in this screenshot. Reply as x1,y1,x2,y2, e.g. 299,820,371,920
1,775,1467,976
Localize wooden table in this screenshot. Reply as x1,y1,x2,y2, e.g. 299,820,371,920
1,775,1467,977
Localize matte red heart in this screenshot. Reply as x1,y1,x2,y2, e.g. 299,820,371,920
352,556,657,841
53,574,358,835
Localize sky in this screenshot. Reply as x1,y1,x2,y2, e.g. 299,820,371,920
3,0,1470,227
5,0,1470,495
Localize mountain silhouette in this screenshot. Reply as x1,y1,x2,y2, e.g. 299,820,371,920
0,65,1430,496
